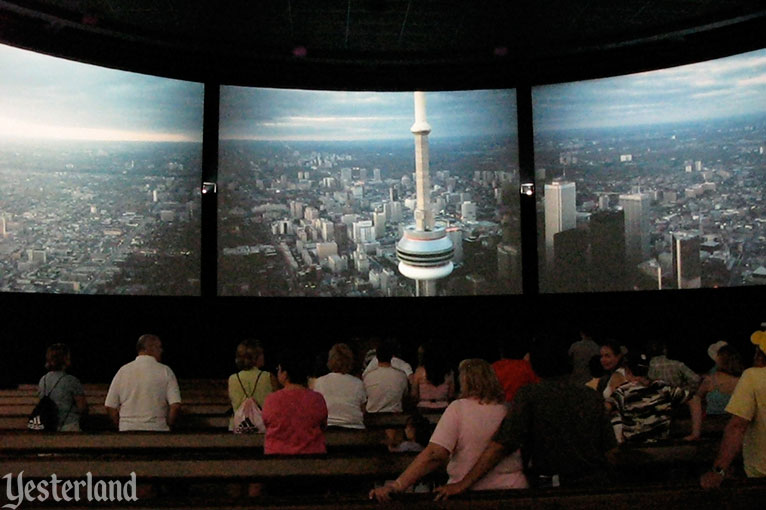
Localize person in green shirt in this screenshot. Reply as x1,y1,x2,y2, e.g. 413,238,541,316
227,339,275,431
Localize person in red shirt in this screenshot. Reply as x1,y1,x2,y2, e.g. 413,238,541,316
262,351,328,455
492,336,539,404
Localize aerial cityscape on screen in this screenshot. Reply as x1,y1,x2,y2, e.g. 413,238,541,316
218,88,520,296
535,49,766,293
0,44,203,295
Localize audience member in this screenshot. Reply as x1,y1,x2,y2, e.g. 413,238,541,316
385,414,432,453
262,351,327,454
313,343,367,429
596,340,627,399
362,338,413,379
687,344,743,440
228,339,274,431
647,340,700,394
569,328,601,385
370,359,527,502
491,336,539,404
433,335,617,498
104,334,181,431
707,340,729,374
38,343,88,432
700,344,744,414
585,354,606,391
608,352,700,443
410,343,454,410
364,340,409,413
701,331,766,487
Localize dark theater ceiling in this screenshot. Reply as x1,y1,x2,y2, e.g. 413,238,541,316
1,0,766,86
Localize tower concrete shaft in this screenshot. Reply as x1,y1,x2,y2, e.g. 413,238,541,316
412,91,433,231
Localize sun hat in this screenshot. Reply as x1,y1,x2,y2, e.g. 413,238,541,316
707,341,728,362
751,331,766,354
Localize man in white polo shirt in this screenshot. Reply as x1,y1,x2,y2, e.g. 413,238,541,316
105,334,182,431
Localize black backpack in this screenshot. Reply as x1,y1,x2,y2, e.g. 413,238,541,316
28,375,67,432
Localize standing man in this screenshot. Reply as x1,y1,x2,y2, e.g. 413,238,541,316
105,334,182,431
701,331,766,488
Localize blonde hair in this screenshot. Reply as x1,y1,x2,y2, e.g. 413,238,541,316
327,343,355,374
458,358,504,404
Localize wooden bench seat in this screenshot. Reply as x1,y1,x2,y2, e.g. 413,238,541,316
0,429,388,452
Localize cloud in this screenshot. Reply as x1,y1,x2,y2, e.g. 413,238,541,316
0,43,204,141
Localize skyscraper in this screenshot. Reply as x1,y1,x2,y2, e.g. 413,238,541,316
544,180,576,266
589,209,626,291
672,231,701,289
619,192,651,267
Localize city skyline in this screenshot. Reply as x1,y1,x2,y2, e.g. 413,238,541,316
0,43,204,143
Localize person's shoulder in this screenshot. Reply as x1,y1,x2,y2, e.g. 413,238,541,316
739,366,765,385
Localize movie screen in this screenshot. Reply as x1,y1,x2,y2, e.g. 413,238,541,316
218,88,520,297
534,49,766,293
0,44,204,295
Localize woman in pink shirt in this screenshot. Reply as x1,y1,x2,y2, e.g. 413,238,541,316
370,359,527,502
262,352,327,455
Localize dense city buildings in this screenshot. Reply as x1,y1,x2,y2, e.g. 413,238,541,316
0,141,202,294
537,114,766,292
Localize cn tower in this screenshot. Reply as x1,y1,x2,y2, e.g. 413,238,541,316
396,92,454,296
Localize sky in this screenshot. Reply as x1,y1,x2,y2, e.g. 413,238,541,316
219,87,517,141
0,43,204,142
534,48,766,132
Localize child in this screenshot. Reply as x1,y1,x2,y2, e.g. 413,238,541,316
385,414,432,453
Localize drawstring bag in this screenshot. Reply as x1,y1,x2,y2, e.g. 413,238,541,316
233,371,266,434
28,375,69,432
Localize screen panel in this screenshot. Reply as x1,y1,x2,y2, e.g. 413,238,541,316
218,88,520,296
534,48,766,293
0,44,204,295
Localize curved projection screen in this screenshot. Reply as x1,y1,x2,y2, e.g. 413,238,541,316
218,88,520,296
534,48,766,293
0,44,204,295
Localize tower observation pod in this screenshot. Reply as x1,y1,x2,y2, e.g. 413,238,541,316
396,91,454,296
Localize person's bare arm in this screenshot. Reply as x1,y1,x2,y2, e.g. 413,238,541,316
700,415,750,489
167,403,182,429
433,441,507,500
369,442,450,502
74,395,88,415
685,395,703,441
105,406,120,429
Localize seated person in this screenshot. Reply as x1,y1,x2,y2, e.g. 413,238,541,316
608,352,701,443
585,354,606,391
313,343,367,429
411,343,454,410
364,339,409,413
687,344,743,440
491,335,539,403
104,334,181,432
228,339,274,431
262,351,328,454
370,359,527,502
647,340,700,394
698,344,743,415
432,336,617,498
596,340,628,399
363,337,413,379
385,414,433,453
38,343,88,432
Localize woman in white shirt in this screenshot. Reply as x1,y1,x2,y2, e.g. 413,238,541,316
313,343,367,429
